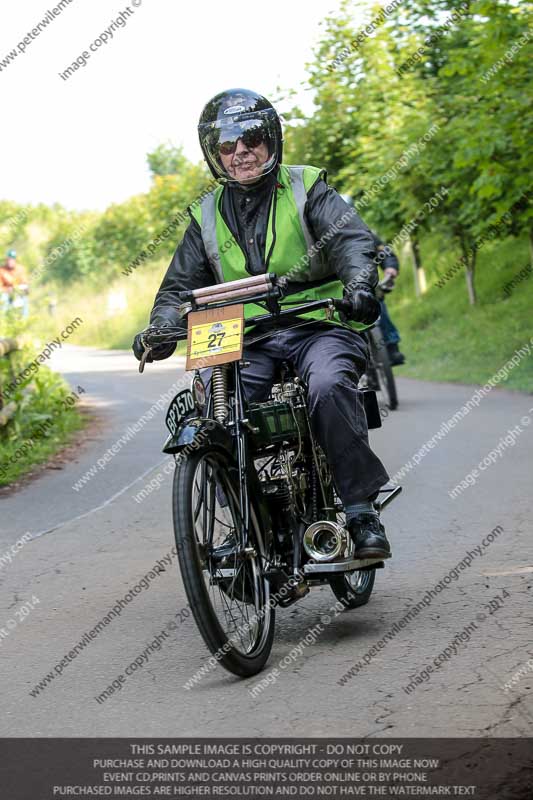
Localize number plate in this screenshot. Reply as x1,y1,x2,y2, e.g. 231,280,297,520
165,389,196,436
186,304,244,370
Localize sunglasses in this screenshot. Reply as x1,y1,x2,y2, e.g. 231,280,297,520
219,128,266,156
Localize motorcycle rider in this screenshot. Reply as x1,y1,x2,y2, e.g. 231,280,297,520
133,89,391,560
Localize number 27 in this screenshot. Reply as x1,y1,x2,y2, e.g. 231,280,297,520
207,332,225,348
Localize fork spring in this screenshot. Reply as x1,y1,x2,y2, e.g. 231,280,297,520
212,365,229,423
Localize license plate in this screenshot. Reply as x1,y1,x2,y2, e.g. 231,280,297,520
186,304,244,370
165,389,196,435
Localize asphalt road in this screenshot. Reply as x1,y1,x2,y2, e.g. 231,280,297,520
1,345,532,737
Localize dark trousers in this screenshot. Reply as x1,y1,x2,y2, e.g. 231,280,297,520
204,323,389,505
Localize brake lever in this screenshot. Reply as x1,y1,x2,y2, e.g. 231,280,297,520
324,299,336,321
139,342,152,373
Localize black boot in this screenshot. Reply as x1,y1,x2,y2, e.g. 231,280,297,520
386,342,405,366
347,512,391,559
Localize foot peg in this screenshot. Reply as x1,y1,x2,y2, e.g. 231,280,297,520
373,484,402,513
267,571,310,608
276,579,309,608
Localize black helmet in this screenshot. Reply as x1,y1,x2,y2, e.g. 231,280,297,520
198,88,283,184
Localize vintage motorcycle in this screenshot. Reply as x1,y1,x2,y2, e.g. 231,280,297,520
139,273,401,677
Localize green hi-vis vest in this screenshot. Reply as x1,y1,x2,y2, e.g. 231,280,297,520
190,164,368,332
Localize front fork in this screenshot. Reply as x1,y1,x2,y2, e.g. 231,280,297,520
210,361,252,552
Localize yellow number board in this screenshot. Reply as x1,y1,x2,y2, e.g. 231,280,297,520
186,304,244,370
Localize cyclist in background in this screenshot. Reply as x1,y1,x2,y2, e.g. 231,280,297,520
372,232,405,366
339,196,405,366
0,249,29,318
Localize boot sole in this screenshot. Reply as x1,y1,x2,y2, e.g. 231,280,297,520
353,548,392,560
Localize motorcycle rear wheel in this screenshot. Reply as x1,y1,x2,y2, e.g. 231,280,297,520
328,569,376,609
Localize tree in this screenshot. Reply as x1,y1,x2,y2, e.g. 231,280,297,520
147,143,188,177
390,0,533,302
281,0,533,304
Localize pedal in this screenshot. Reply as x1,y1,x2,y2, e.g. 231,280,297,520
267,571,309,608
274,578,310,608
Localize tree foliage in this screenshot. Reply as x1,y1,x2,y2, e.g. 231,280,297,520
147,142,188,177
0,148,213,286
283,0,533,302
1,2,531,303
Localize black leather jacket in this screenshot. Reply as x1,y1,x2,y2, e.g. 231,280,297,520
150,166,378,328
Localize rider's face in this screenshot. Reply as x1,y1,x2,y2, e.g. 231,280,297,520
219,137,269,184
5,258,15,269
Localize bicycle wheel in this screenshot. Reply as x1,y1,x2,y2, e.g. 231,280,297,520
173,447,275,677
370,327,398,410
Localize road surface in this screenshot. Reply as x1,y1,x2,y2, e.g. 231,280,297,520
1,345,532,737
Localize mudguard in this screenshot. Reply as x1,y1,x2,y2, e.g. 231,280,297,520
162,417,234,456
163,416,273,551
362,389,382,429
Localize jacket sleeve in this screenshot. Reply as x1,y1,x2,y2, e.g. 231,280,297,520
371,231,400,273
305,176,379,292
150,217,217,327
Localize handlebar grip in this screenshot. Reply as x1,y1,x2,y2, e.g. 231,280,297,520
333,298,353,315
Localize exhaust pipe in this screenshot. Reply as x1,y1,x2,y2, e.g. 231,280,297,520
303,521,347,563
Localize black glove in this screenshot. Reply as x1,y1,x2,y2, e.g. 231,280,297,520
132,320,181,363
133,328,153,363
344,285,381,326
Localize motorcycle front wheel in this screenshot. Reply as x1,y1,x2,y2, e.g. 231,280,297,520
173,447,275,678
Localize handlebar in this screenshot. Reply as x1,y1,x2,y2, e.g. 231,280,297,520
176,272,279,305
175,273,355,317
142,296,353,345
138,273,367,371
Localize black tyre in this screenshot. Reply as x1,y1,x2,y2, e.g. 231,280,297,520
173,447,275,678
328,498,377,609
328,569,376,609
370,327,398,410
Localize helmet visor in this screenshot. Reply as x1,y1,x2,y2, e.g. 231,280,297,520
199,109,279,183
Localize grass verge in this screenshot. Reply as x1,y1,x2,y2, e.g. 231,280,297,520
0,315,86,486
386,233,533,392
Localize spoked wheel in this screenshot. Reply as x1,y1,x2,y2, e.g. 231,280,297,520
173,447,275,677
328,569,376,609
327,495,376,609
369,326,398,410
